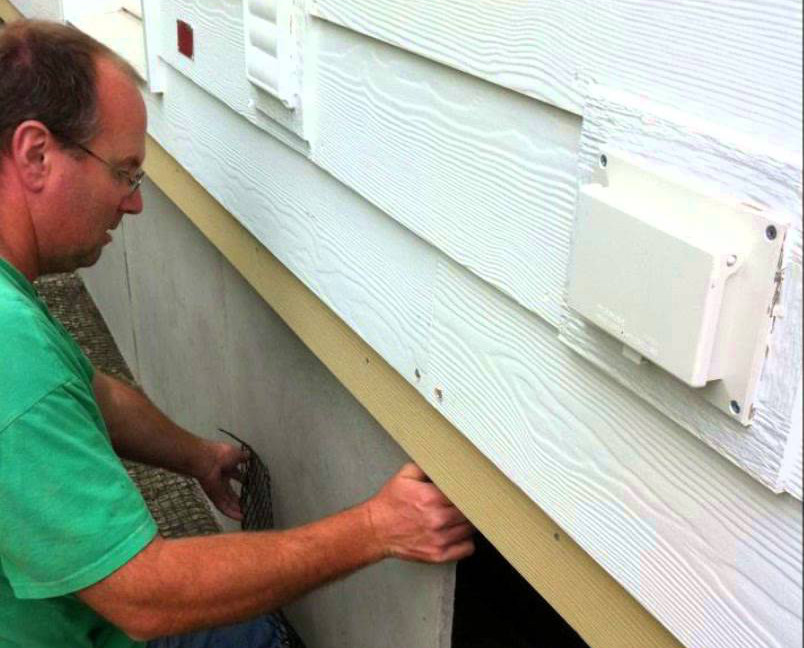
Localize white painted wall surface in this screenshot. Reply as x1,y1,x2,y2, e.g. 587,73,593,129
11,1,803,647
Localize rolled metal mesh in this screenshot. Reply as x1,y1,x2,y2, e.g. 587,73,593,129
217,428,275,531
218,429,307,648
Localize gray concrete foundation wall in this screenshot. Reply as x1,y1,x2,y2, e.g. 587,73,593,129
81,178,456,648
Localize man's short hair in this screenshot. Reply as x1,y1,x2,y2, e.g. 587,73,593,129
0,19,141,155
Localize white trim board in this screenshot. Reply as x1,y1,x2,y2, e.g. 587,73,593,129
69,8,146,79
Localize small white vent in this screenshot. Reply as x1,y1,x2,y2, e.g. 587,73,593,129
244,0,298,109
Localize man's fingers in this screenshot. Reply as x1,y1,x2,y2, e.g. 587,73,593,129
220,492,243,521
430,505,470,531
442,522,475,545
438,539,476,563
224,467,244,483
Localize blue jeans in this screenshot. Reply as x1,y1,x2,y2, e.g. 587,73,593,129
146,613,284,648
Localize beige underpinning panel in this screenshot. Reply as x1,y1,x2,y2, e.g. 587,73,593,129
141,135,684,648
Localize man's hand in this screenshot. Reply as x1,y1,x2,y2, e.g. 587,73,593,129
195,442,248,521
365,463,475,563
80,461,473,638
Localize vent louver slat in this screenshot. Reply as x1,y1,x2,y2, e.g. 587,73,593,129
244,0,297,108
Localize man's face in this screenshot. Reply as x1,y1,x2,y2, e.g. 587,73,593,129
35,57,146,272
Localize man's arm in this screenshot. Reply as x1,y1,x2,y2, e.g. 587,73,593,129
92,371,245,519
78,464,475,641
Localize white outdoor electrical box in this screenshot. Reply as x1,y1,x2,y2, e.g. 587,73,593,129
567,152,787,423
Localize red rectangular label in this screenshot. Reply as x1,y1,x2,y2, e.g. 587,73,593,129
177,20,194,59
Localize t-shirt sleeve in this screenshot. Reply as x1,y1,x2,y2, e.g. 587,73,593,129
0,379,158,599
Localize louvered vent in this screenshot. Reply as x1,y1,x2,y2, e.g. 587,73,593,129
244,0,298,109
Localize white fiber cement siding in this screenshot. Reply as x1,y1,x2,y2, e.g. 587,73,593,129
9,1,802,647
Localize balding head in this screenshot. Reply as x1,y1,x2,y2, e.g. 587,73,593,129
0,19,142,155
0,19,146,279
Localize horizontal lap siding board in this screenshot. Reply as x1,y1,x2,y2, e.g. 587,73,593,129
429,259,803,648
143,70,440,386
309,0,803,153
311,22,579,328
311,18,802,494
140,66,802,648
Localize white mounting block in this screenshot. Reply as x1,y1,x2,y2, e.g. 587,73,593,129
567,152,787,424
243,0,298,109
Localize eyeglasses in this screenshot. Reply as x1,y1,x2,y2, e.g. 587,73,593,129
65,140,145,195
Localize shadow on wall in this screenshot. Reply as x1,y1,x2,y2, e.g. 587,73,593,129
452,534,590,648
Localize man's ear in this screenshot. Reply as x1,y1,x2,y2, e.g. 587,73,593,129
11,121,54,192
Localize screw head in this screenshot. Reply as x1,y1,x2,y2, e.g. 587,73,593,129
414,368,422,381
765,225,778,241
599,154,608,168
434,387,444,402
730,400,741,415
726,254,738,267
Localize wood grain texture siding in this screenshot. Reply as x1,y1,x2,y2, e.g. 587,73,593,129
137,67,803,648
560,86,803,496
140,133,688,648
309,0,803,153
429,259,803,648
312,22,580,328
4,0,799,639
143,68,440,384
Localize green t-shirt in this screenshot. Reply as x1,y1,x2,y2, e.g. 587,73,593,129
0,258,157,648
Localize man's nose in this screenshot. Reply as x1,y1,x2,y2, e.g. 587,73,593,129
120,187,144,215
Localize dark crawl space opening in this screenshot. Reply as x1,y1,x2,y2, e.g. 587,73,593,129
452,534,590,648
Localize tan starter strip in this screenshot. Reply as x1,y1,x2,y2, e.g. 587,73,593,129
0,3,681,645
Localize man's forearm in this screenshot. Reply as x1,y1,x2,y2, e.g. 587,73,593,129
92,371,209,478
80,503,385,640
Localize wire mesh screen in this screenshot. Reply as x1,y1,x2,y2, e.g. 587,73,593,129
218,428,275,531
218,429,307,648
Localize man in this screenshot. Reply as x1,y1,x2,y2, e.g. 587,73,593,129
0,19,475,647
